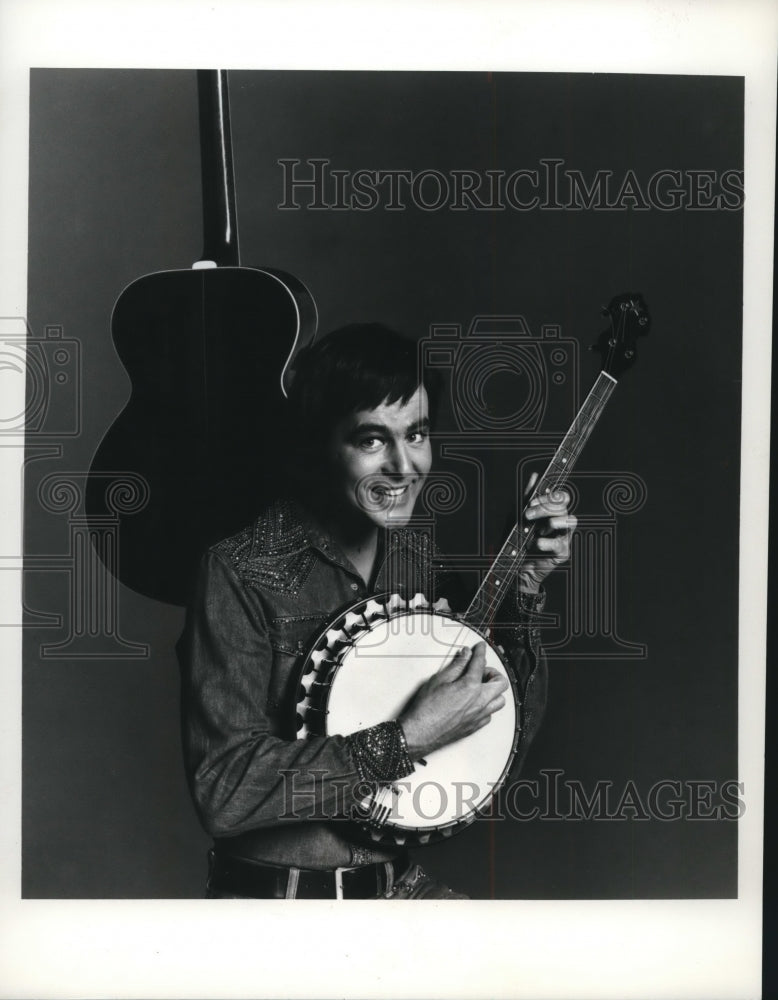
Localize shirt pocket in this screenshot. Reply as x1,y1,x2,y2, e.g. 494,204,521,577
266,614,328,725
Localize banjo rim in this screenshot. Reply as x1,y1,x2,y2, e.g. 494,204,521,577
293,592,522,846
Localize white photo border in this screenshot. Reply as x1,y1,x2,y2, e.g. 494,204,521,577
0,1,773,997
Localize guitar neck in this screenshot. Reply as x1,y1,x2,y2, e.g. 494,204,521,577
462,369,618,629
197,69,240,266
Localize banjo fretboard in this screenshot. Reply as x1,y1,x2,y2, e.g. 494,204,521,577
461,291,649,631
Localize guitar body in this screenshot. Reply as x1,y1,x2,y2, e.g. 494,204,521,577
86,265,317,605
85,71,319,606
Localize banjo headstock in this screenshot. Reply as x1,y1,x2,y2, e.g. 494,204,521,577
592,292,650,378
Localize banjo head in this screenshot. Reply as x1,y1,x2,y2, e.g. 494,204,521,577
295,593,520,845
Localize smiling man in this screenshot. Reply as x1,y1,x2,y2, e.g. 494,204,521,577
177,323,575,899
315,383,432,583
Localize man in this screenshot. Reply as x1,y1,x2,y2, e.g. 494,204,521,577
177,323,575,899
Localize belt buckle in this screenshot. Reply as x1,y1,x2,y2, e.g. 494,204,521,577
334,868,344,900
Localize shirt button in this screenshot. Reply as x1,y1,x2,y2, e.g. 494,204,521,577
350,583,359,591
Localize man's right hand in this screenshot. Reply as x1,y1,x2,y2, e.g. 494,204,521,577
397,641,509,761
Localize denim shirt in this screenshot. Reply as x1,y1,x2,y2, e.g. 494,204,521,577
177,499,547,869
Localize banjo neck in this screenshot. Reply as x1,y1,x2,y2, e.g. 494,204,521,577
461,370,617,630
461,293,650,632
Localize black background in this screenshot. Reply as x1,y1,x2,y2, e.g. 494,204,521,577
23,69,743,898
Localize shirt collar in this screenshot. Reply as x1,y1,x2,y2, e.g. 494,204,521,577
248,497,430,583
248,498,360,579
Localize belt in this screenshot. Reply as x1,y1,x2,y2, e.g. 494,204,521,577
207,849,410,900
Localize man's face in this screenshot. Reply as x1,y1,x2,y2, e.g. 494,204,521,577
326,385,432,531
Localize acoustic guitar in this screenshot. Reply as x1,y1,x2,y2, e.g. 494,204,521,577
86,71,317,605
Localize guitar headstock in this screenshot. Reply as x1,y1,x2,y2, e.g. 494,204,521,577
592,292,650,378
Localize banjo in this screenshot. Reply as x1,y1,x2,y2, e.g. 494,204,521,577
293,293,649,845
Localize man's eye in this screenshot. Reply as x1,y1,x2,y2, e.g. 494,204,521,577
408,430,428,444
359,437,383,450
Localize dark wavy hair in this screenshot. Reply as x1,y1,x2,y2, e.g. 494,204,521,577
284,323,441,490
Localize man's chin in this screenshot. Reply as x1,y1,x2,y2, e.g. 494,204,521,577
352,486,420,529
379,511,414,529
362,502,416,530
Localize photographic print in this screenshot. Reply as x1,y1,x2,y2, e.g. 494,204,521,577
0,2,772,997
22,66,743,901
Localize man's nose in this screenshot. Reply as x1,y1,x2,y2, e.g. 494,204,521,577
385,440,413,476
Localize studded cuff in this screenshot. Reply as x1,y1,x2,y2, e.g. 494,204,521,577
346,721,415,786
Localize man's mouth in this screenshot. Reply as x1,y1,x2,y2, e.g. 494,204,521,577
370,481,413,500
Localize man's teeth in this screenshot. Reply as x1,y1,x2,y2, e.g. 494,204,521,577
375,484,409,496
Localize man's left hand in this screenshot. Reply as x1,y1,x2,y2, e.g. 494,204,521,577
518,472,577,594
